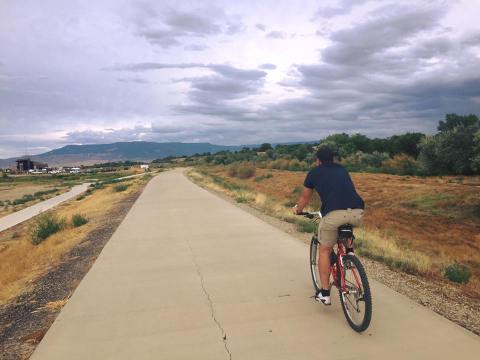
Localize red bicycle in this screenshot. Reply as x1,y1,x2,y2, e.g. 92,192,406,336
299,211,372,332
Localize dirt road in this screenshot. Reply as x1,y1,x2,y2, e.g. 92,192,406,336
31,170,480,359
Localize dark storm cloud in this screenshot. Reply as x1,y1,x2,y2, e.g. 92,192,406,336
262,2,480,137
174,65,267,118
322,5,446,66
114,61,267,121
135,6,244,48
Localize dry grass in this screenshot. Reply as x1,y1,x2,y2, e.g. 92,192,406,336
0,176,149,305
0,184,70,217
188,166,480,297
35,299,69,312
355,229,433,275
0,184,58,202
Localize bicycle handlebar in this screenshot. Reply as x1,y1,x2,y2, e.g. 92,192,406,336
296,211,321,219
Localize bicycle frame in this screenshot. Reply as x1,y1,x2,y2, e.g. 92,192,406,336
330,237,362,294
302,210,372,332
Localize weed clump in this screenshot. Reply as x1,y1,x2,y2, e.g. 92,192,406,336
31,213,66,245
228,163,256,179
235,192,255,203
444,263,471,284
72,213,88,227
254,173,273,182
114,184,129,192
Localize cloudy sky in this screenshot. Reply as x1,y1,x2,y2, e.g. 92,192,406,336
1,0,479,158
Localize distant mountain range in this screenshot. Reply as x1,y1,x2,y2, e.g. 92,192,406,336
0,141,245,167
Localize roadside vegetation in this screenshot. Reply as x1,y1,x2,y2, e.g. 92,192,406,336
166,114,480,178
0,174,152,305
0,167,144,217
72,213,88,227
31,213,66,245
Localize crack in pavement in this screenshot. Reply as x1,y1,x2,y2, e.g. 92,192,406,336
186,240,232,360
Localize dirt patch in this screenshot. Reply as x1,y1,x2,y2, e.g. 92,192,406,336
0,189,142,360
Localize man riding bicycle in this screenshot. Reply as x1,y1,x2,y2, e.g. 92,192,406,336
293,146,365,305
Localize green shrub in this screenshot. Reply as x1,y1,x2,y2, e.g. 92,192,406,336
33,188,58,197
31,213,66,245
91,182,104,189
13,194,35,205
76,195,85,201
114,184,129,192
0,172,12,182
444,263,471,284
72,213,88,227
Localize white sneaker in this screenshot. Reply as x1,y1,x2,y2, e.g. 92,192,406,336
315,290,331,305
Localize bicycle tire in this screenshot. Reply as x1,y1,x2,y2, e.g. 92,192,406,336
309,236,321,292
338,255,372,332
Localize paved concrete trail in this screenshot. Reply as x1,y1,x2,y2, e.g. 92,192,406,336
32,170,480,359
0,184,89,232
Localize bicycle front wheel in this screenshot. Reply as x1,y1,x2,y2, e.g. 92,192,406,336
338,255,372,332
309,236,321,292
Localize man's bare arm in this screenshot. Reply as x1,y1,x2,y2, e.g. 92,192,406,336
293,187,313,214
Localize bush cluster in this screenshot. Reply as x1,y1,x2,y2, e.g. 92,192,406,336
159,113,480,176
31,213,66,245
265,159,310,172
228,163,256,179
12,188,60,206
114,184,129,192
72,213,88,227
444,263,471,284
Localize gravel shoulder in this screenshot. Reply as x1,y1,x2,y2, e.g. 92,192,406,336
186,171,480,336
0,189,143,360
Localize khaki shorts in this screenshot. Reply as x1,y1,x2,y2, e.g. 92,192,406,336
318,209,364,247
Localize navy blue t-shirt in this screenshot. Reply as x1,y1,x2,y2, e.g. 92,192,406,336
303,162,364,216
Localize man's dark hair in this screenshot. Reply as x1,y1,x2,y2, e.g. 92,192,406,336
316,147,334,163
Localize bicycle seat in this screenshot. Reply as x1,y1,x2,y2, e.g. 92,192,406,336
338,224,353,238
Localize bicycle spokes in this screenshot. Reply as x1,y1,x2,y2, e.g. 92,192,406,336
339,256,372,332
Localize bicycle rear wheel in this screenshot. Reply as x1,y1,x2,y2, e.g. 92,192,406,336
309,236,321,292
338,255,372,332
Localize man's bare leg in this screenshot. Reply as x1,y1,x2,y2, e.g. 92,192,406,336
319,245,333,290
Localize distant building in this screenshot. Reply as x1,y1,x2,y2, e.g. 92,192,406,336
140,164,150,171
16,158,48,172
